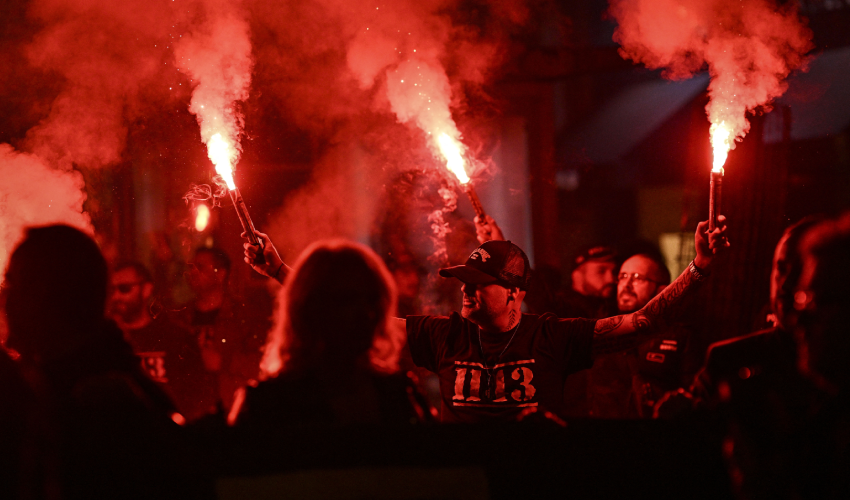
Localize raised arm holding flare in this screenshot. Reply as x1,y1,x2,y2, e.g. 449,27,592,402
474,214,505,244
242,231,291,283
244,217,729,422
590,216,728,356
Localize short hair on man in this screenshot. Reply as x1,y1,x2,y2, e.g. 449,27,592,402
194,247,231,274
113,261,153,284
629,252,671,285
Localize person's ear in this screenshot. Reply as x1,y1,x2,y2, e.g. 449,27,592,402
507,286,521,303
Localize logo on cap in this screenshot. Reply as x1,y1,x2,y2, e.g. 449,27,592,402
469,249,491,262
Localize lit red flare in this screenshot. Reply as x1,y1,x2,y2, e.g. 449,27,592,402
708,121,729,231
202,133,264,259
207,133,237,190
436,133,486,220
437,133,470,184
710,122,732,174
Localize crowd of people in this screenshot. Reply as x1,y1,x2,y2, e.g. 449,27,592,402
1,206,849,498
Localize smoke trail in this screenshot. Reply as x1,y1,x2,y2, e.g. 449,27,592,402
175,0,253,186
427,186,459,266
609,0,813,154
0,145,92,271
346,2,479,178
0,0,179,271
255,0,530,281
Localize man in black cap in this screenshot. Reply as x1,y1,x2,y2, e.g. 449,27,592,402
474,215,616,319
562,246,618,319
473,216,618,418
244,217,728,422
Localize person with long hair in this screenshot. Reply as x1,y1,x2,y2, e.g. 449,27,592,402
229,239,432,427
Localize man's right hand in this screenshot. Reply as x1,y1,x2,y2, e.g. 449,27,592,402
475,215,505,244
242,231,289,283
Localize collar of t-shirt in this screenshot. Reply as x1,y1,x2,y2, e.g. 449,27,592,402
477,322,523,367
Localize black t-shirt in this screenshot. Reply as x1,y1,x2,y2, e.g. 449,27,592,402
406,312,597,423
127,316,218,421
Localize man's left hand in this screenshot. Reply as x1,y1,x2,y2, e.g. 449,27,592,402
475,215,505,244
694,215,730,270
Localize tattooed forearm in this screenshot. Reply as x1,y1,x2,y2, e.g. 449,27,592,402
592,266,701,356
593,315,625,335
641,266,699,328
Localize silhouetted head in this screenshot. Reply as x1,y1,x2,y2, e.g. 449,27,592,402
187,247,230,296
794,211,850,391
260,240,401,378
4,225,107,362
770,215,825,331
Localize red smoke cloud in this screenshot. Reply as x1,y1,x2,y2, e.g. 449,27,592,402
0,145,91,270
0,0,181,270
0,0,527,280
0,0,199,270
609,0,813,157
21,0,181,168
251,0,529,264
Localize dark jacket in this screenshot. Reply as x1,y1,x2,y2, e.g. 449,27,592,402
37,322,197,499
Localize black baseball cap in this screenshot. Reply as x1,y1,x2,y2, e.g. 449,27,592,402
572,245,616,270
439,240,531,290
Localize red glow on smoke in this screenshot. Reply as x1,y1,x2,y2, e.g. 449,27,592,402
175,1,252,192
609,0,813,164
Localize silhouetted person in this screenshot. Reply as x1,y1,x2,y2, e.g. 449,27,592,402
176,247,271,410
690,216,825,408
230,240,431,428
794,212,850,498
109,261,217,421
0,347,40,499
4,225,189,499
675,217,825,500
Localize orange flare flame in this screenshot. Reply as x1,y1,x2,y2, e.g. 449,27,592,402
437,133,469,184
208,133,236,190
710,121,732,173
